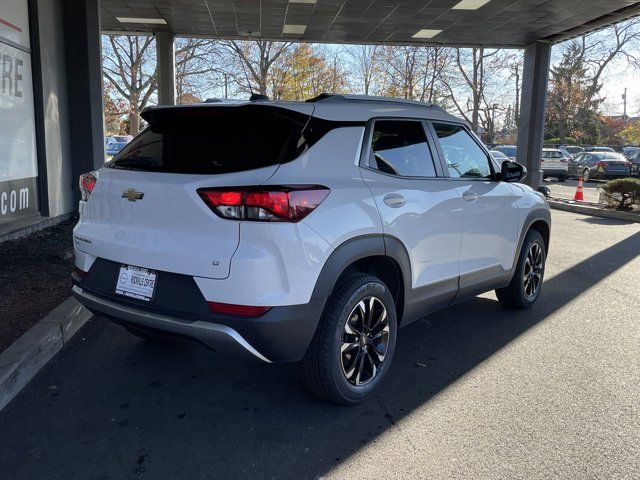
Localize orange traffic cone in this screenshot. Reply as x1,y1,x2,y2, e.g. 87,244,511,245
573,177,584,201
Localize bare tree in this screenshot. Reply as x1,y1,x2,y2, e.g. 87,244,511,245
175,38,225,103
346,45,380,95
509,57,523,124
102,35,157,135
221,40,293,96
580,18,640,98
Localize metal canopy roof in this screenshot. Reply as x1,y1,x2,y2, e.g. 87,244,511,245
101,0,640,47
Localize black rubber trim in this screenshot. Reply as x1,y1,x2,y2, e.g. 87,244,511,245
506,208,551,284
311,235,386,299
72,259,325,363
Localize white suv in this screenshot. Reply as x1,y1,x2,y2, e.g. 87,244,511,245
72,94,550,404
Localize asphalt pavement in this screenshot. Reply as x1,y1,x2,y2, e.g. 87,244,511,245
0,210,638,479
544,178,602,203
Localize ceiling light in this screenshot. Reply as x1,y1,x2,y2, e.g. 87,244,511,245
452,0,491,10
116,17,167,24
283,24,306,34
412,29,442,39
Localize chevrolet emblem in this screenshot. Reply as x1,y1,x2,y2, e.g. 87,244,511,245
122,189,144,202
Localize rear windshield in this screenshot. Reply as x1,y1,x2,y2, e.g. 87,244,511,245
107,106,310,174
594,153,624,161
542,151,563,158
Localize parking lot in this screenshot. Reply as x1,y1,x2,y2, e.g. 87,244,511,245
544,178,602,203
0,209,638,479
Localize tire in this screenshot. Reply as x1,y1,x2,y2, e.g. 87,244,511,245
583,168,590,182
300,273,398,405
558,175,567,183
495,229,546,309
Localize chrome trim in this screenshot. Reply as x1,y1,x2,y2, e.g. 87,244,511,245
71,286,272,363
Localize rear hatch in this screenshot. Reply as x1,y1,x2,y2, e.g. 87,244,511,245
75,103,314,279
602,159,629,174
541,151,567,171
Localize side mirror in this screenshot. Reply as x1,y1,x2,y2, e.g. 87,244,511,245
501,160,527,182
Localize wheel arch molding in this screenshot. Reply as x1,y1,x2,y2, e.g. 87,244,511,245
311,234,412,321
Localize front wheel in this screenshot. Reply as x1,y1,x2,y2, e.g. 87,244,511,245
496,229,546,309
300,274,397,405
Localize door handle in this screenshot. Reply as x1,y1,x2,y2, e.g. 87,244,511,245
383,193,406,208
462,190,478,202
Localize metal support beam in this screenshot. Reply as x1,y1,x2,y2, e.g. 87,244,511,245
516,41,551,189
156,32,176,105
62,0,105,200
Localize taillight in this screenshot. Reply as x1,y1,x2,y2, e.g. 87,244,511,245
79,171,98,201
207,301,271,317
198,186,330,222
596,162,605,168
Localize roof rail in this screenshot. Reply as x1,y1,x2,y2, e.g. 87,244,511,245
305,93,439,109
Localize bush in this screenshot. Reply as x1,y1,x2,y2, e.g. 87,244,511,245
600,178,640,210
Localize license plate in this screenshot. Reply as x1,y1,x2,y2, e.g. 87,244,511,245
115,265,157,302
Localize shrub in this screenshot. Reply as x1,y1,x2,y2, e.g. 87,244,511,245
600,178,640,210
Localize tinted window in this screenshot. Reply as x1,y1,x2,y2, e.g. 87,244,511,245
108,106,310,174
497,145,517,157
369,121,436,177
433,123,492,178
543,151,563,158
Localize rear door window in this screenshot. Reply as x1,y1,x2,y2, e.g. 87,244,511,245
369,120,437,177
108,106,311,174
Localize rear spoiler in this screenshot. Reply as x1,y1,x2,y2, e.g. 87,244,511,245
140,103,314,127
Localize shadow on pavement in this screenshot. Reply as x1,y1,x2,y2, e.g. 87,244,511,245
0,232,638,479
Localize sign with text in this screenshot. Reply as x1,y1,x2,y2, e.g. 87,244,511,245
0,39,38,232
0,0,30,50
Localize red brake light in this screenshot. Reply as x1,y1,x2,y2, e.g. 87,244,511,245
198,186,330,222
79,171,98,201
207,301,271,317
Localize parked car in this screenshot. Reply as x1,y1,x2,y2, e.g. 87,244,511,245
627,150,640,176
569,152,632,181
105,135,132,156
558,147,575,160
622,146,640,159
490,150,509,161
72,94,550,404
492,144,517,161
541,148,568,182
584,146,615,153
558,145,585,158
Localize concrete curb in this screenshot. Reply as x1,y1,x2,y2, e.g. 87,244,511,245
548,200,640,223
0,298,93,412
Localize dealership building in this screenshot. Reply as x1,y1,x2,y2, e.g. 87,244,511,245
1,0,639,238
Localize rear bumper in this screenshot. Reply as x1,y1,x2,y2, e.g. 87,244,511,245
72,283,325,363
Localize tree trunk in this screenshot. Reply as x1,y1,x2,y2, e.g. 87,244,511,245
130,94,140,136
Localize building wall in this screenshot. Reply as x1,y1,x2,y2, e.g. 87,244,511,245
37,0,73,219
